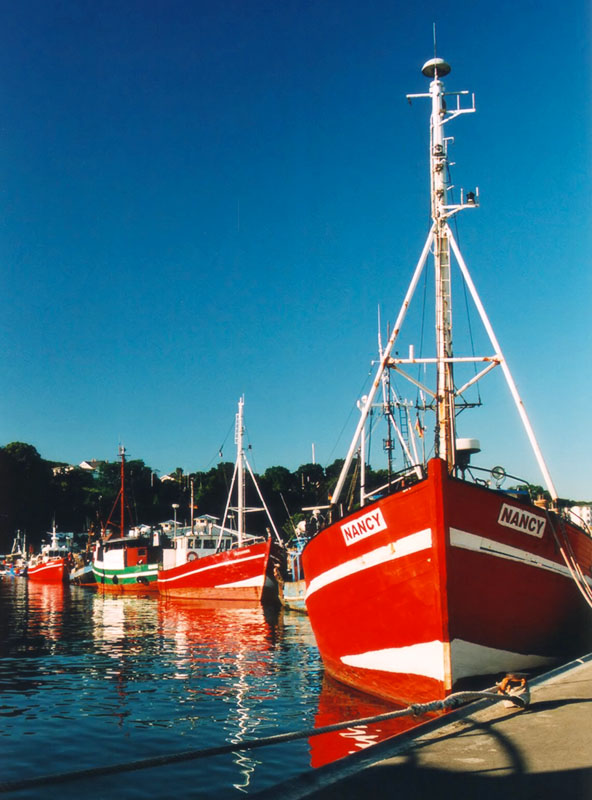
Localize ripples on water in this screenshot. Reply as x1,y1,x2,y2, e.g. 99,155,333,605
0,578,414,798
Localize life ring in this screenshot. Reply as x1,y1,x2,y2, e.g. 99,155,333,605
187,551,198,562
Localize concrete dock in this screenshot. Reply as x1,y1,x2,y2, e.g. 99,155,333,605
258,653,592,799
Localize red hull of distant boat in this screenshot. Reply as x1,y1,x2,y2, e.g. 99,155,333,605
28,558,68,584
157,540,277,602
303,458,592,705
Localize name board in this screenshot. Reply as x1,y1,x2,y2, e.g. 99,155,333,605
497,503,545,538
341,508,387,546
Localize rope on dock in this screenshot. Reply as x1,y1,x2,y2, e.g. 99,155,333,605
0,682,528,793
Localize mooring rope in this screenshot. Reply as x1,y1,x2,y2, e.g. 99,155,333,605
546,510,592,609
0,685,527,793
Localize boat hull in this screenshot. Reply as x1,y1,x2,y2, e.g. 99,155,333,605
157,539,278,602
93,563,159,593
302,458,592,704
93,538,160,593
69,563,96,586
27,558,68,584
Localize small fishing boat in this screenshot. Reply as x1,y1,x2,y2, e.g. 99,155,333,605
158,397,283,602
92,447,163,593
278,522,310,613
69,557,96,586
0,531,28,577
302,54,592,704
28,527,73,584
69,529,97,586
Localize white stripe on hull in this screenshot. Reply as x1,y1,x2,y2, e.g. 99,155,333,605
340,638,559,684
449,528,592,586
341,640,446,681
29,565,63,575
305,529,432,599
158,553,265,585
215,576,265,589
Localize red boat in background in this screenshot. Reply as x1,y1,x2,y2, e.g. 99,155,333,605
302,55,592,705
158,397,283,603
28,527,72,584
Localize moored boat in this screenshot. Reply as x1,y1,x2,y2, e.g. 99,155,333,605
302,55,592,704
157,397,283,602
28,527,73,584
0,531,28,577
92,446,165,593
93,533,162,593
278,534,308,613
69,558,96,586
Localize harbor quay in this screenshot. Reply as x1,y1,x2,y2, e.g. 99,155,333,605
255,654,592,799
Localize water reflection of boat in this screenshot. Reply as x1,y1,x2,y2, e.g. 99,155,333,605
303,55,592,705
158,398,283,603
25,582,68,649
158,597,278,658
158,597,279,792
310,675,440,769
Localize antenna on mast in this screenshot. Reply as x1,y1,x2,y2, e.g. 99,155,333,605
433,22,437,59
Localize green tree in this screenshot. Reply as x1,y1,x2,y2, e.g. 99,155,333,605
0,443,53,552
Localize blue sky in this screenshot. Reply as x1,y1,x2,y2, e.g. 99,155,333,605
0,0,590,499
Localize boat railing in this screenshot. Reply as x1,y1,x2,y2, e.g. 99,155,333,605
458,464,567,510
362,464,426,505
288,546,304,581
300,465,427,531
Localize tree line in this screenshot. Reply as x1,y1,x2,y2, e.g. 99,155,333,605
2,441,571,556
0,441,384,554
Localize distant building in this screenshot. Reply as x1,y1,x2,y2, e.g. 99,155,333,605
79,460,106,472
52,464,75,476
569,504,592,530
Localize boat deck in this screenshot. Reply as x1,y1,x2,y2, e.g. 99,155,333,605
259,654,592,799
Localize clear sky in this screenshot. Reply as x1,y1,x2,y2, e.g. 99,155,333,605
1,0,590,499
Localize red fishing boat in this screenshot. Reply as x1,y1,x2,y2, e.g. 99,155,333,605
158,397,282,602
28,527,72,584
302,55,592,705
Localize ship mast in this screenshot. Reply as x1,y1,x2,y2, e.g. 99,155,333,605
119,445,126,538
235,396,245,545
103,444,129,538
426,58,455,470
219,396,283,546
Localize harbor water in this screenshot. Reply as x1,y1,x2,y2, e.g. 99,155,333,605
0,578,416,798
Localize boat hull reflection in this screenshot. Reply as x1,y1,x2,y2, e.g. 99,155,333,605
311,674,441,768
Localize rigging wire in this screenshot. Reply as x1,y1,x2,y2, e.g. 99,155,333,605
445,162,481,408
326,365,375,464
450,190,482,404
